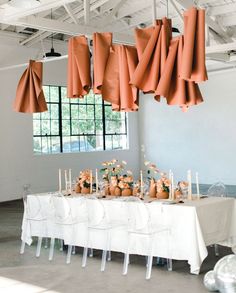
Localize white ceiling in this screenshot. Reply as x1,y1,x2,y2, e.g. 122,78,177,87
1,0,236,71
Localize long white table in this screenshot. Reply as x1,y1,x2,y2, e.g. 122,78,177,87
21,193,236,274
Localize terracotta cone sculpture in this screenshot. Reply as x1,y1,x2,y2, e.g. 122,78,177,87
67,35,91,98
14,60,47,113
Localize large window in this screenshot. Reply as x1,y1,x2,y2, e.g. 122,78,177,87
33,86,128,154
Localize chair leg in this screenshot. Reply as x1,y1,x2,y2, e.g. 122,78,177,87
72,246,76,255
107,250,111,261
36,237,43,258
82,247,88,267
146,255,153,280
167,258,173,271
66,245,73,264
214,244,219,256
123,253,129,275
59,239,63,251
44,238,48,249
20,241,25,254
89,248,93,257
49,238,55,261
101,250,107,272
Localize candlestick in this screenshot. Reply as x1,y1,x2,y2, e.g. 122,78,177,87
140,170,143,197
90,170,93,194
69,169,72,194
59,169,62,192
187,170,192,200
196,172,200,199
95,169,98,194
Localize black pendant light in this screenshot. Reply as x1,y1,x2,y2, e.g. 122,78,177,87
44,9,61,58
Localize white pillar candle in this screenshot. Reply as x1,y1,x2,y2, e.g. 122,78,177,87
59,169,62,192
90,170,93,194
187,170,192,200
95,169,98,193
69,169,72,193
140,170,143,196
196,172,200,199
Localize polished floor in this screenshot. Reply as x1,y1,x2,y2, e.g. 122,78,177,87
0,200,232,293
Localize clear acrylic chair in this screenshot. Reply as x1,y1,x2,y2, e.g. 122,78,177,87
122,197,172,280
20,194,49,257
82,195,127,271
207,182,227,256
50,195,85,263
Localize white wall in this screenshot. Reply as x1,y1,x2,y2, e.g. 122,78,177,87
0,40,140,202
139,70,236,185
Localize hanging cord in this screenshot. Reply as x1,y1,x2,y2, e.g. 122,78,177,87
166,0,169,18
51,9,54,49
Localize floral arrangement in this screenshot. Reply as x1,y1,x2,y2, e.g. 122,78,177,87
118,171,133,190
144,161,159,179
178,181,189,190
100,159,134,195
77,169,92,188
156,173,171,193
100,159,127,181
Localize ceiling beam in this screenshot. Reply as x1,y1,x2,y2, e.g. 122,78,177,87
208,3,236,17
63,3,79,24
84,0,90,24
116,0,152,19
2,15,134,44
220,13,236,27
96,0,128,26
174,0,233,43
206,41,236,54
19,0,110,46
1,0,76,21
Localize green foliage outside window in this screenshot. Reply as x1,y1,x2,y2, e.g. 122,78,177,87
33,86,128,154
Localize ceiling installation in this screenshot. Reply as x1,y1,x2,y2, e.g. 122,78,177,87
0,1,236,49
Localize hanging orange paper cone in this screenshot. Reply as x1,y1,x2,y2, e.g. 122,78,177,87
67,35,91,98
13,60,47,113
93,32,112,94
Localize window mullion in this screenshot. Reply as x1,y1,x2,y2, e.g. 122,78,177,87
58,86,63,153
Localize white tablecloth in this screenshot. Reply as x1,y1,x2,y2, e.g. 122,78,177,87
21,194,236,274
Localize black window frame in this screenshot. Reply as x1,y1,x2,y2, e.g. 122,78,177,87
33,85,128,154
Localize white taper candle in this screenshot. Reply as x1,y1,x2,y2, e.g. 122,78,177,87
90,170,93,194
188,170,192,200
59,169,62,192
96,169,98,193
69,169,72,193
140,170,143,196
196,172,200,199
65,169,68,192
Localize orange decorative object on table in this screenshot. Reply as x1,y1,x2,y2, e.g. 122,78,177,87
67,35,91,98
13,60,47,113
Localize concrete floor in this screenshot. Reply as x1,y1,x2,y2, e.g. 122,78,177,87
0,200,232,293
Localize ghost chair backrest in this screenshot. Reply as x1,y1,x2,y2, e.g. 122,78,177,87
207,182,227,198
